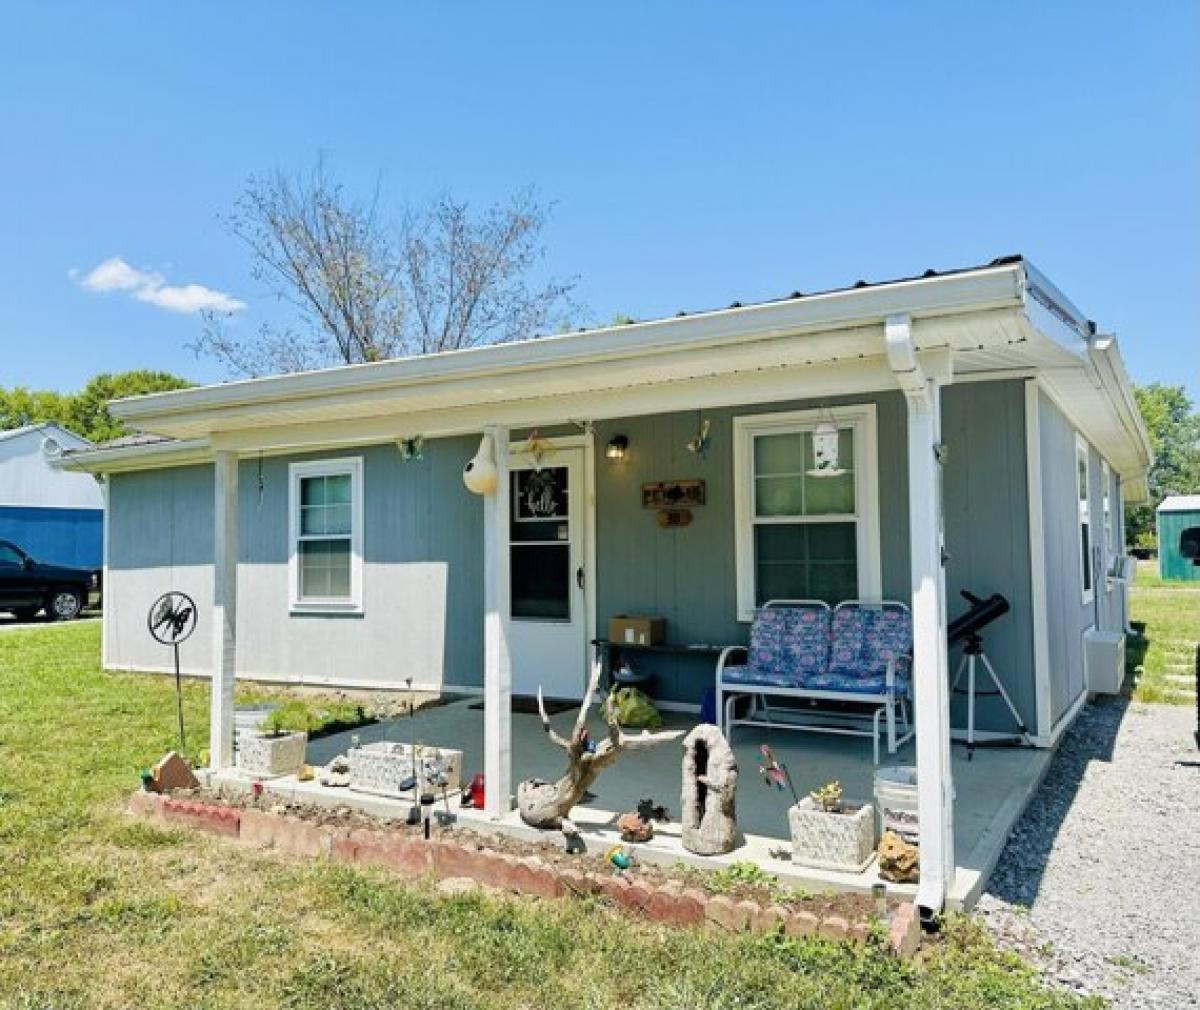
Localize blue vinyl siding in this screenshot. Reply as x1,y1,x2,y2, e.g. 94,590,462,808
0,505,103,569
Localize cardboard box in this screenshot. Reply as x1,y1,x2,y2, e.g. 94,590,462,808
608,615,666,646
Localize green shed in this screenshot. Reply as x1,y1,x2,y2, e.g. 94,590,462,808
1156,495,1200,582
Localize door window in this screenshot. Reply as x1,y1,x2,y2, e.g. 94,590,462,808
510,466,571,621
0,544,24,568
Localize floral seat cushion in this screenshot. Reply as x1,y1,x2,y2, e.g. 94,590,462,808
721,604,831,688
824,604,912,690
800,670,910,696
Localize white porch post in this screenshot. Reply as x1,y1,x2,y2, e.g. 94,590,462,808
209,450,239,770
886,315,954,918
483,426,513,818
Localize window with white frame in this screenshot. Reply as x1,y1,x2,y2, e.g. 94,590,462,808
1076,435,1093,605
734,406,881,620
288,457,363,612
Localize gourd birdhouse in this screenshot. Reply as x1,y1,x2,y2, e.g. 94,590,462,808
463,433,499,495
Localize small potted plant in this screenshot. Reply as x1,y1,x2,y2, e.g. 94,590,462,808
236,706,309,778
787,779,876,872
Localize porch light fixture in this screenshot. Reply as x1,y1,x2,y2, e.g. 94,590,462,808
807,416,846,478
605,435,629,461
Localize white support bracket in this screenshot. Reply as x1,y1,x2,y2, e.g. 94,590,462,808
886,314,955,921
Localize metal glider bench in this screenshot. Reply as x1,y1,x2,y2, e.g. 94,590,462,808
715,599,914,764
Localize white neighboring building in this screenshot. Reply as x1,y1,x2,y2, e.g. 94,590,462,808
0,423,103,567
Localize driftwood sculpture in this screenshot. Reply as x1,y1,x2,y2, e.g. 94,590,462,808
517,661,684,830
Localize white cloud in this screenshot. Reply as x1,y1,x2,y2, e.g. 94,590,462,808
73,256,245,314
134,281,246,314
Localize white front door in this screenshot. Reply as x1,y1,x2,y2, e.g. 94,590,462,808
507,447,588,700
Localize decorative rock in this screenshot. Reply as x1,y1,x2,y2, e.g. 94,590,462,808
877,829,920,883
151,751,199,792
680,724,739,855
319,754,351,787
617,811,654,843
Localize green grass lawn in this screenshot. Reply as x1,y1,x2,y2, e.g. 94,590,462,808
0,622,1099,1010
1127,560,1200,703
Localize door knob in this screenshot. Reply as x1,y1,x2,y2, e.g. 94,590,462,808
576,566,585,589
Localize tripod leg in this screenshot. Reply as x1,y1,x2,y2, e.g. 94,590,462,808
951,652,969,692
967,655,976,761
979,653,1030,738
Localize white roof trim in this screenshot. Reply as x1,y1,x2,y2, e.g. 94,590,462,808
1158,495,1200,513
111,263,1025,424
66,259,1150,493
0,422,91,448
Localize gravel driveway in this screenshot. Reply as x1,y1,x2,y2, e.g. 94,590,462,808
978,699,1199,1008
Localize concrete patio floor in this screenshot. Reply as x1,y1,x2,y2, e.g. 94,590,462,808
225,697,1052,910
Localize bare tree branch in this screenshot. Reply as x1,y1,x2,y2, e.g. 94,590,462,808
192,162,578,377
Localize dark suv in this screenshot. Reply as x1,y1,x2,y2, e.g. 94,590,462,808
0,539,98,622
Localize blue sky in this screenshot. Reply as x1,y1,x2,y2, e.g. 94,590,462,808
1,3,1196,400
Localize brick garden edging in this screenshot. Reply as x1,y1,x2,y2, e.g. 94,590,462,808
129,791,921,956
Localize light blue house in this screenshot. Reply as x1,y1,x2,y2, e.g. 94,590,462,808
64,257,1150,915
0,422,103,569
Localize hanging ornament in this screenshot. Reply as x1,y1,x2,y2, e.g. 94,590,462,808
685,417,711,460
523,428,553,472
463,434,499,495
399,436,425,462
807,411,845,478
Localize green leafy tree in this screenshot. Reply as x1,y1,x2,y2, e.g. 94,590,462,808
1126,383,1200,547
0,370,191,444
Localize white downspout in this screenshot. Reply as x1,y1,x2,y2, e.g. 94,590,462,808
885,315,955,921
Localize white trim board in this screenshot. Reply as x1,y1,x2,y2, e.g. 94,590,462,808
1025,380,1053,742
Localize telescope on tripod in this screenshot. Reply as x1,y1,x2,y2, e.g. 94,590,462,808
948,590,1032,758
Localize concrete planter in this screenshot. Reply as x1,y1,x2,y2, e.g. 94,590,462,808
349,742,463,797
236,730,307,778
788,797,876,872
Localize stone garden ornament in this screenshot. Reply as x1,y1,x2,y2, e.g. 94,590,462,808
518,660,685,831
680,724,740,855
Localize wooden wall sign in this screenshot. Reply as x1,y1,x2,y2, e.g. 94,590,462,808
656,508,693,528
642,480,706,509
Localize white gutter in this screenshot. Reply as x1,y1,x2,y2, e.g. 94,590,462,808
60,438,211,473
110,263,1026,424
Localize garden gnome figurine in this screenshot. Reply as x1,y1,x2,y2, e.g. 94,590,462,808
680,724,739,855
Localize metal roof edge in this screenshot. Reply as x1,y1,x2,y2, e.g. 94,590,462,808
109,261,1026,424
59,437,211,473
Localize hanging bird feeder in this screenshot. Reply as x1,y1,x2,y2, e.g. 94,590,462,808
807,416,845,477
